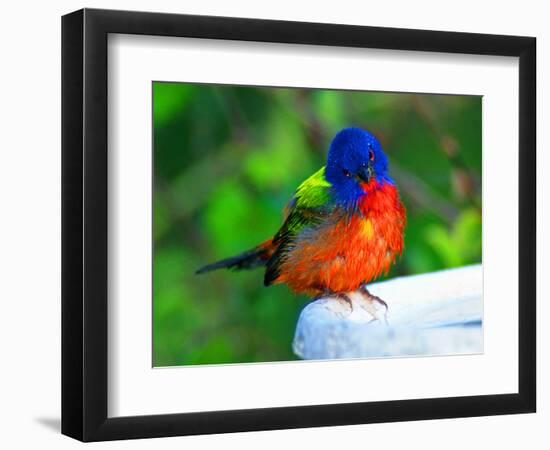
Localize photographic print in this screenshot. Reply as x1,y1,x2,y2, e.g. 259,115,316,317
152,82,482,367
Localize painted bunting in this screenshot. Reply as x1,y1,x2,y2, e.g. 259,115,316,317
197,127,406,308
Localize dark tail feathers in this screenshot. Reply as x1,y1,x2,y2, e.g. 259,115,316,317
195,246,269,275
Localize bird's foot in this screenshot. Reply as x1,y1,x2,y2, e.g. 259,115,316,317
335,293,353,313
318,288,354,312
311,290,353,316
358,285,388,324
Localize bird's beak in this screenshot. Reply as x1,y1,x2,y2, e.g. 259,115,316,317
357,165,374,183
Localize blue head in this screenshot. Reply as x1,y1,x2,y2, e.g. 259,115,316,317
325,127,392,208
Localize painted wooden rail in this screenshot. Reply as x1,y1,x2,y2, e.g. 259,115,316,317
292,264,483,360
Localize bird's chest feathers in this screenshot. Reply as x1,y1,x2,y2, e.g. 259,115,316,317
358,217,375,240
334,183,405,274
350,182,404,245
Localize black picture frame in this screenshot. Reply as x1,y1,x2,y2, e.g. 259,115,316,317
61,8,536,442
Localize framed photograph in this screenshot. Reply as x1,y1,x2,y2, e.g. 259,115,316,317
61,8,536,441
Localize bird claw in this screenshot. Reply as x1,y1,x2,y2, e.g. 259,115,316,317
315,288,388,323
358,285,389,324
336,293,353,313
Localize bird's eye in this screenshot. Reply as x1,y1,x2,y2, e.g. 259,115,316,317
369,148,375,162
342,168,351,177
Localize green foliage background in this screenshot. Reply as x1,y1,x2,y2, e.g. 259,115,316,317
153,82,482,367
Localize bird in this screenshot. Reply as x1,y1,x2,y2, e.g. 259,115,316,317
196,127,406,314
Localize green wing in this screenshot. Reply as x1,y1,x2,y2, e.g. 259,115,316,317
264,167,334,286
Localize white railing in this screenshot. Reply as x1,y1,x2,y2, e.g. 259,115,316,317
292,264,482,360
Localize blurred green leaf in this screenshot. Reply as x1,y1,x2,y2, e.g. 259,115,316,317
244,106,313,190
424,208,482,268
314,90,346,133
153,82,194,126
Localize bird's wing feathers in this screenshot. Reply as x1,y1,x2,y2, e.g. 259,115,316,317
264,167,334,286
293,166,332,209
